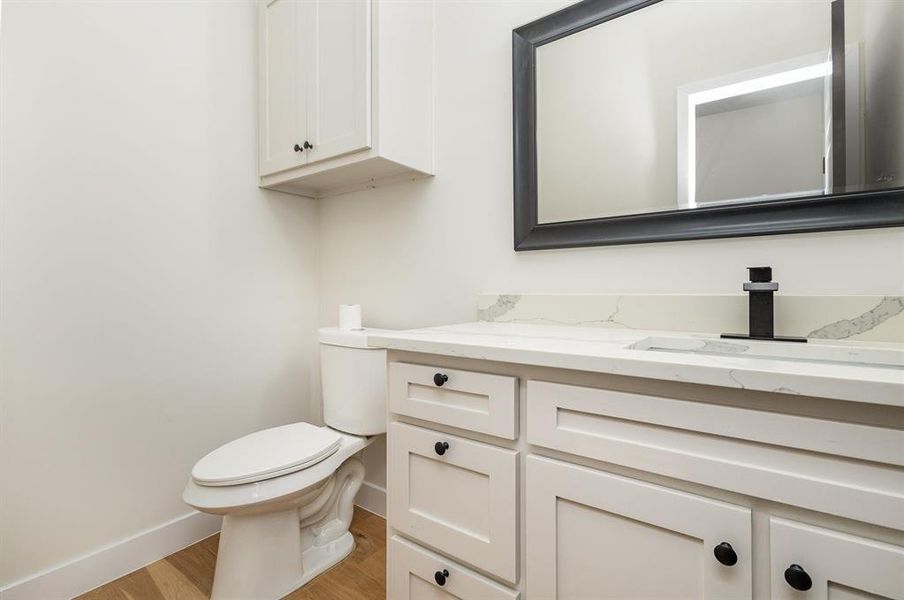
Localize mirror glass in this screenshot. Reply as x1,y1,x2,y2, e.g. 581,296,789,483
535,0,903,223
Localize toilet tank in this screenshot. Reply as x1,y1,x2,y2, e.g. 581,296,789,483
319,327,387,436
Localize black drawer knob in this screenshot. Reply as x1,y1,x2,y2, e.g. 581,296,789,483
434,441,449,456
713,542,738,566
784,564,812,591
433,373,448,387
434,569,449,586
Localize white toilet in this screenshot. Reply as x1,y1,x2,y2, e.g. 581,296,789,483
183,327,386,600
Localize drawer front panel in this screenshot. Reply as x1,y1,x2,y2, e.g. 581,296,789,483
770,518,904,599
390,362,518,439
388,422,518,584
526,380,904,530
526,455,752,600
389,536,520,600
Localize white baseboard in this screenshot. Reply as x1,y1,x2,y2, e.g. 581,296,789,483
3,483,383,600
0,511,222,600
355,480,386,518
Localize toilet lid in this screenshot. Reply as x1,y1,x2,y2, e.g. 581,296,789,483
191,423,342,487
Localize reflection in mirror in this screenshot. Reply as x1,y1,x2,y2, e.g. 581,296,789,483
535,0,903,224
679,54,834,209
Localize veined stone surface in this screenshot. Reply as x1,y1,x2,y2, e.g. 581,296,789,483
477,294,904,343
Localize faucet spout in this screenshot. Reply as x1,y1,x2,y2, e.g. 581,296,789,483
744,267,777,338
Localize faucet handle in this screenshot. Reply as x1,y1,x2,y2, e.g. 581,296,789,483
747,266,773,282
744,281,778,292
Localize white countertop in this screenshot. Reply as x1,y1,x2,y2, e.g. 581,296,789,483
368,322,904,407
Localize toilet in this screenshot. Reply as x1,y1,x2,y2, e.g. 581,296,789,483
183,327,386,600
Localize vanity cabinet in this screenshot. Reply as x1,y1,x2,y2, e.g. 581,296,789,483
385,356,904,600
258,0,434,198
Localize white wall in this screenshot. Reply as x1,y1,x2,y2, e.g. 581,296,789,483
318,0,904,489
0,0,319,587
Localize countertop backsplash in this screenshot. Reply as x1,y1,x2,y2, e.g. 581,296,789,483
477,294,904,343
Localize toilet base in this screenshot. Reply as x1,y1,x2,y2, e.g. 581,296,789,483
211,508,356,600
298,530,355,588
207,456,365,600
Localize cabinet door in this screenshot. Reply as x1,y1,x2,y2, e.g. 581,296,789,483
258,0,309,176
388,422,518,584
526,455,752,600
389,536,520,600
770,518,904,599
304,0,371,164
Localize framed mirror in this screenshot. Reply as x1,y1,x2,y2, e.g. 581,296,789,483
513,0,904,250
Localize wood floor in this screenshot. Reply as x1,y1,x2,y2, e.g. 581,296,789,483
76,508,386,600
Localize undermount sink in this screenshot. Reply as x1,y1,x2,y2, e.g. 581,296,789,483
629,336,904,369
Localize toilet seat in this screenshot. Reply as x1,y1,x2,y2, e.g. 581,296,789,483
191,423,341,487
184,431,370,514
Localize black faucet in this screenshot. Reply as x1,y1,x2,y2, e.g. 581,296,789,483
721,267,806,343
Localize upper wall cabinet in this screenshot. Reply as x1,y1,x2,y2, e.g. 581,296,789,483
258,0,434,198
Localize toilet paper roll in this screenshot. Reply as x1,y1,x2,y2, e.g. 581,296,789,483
338,304,363,331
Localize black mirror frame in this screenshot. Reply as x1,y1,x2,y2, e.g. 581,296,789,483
512,0,904,251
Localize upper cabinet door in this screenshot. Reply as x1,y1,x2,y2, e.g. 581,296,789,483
258,0,308,176
526,455,752,600
305,0,371,164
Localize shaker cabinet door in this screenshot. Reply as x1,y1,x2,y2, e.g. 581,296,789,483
770,518,904,599
525,455,752,600
305,0,371,164
258,0,309,176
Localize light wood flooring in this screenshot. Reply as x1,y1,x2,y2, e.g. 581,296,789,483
76,507,386,600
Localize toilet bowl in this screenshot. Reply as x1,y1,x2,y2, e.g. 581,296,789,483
183,328,386,600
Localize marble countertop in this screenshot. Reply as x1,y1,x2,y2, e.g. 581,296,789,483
368,322,904,407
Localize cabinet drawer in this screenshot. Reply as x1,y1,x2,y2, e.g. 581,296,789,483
388,422,518,584
390,362,518,439
770,518,904,599
389,536,520,600
526,380,904,530
526,455,752,599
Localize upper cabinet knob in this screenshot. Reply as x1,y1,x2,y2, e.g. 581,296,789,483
434,441,449,456
784,564,813,591
303,141,313,150
433,373,449,387
713,542,738,566
294,143,303,152
434,569,449,586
